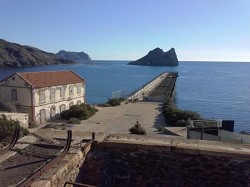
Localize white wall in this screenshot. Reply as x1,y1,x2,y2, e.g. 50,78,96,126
218,130,250,143
0,74,32,106
33,83,85,107
0,112,29,128
33,83,85,124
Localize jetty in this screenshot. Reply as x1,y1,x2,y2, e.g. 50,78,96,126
128,72,178,102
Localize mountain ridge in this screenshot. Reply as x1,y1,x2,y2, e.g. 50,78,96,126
0,39,88,67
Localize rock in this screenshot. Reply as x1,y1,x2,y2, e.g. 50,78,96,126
0,39,76,67
128,47,179,66
56,50,93,64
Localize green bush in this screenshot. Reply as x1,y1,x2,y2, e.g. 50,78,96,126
163,99,201,127
0,114,29,145
68,117,81,124
107,98,124,106
61,104,98,120
129,121,146,135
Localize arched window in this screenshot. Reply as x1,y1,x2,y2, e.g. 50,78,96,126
77,100,81,105
59,104,66,113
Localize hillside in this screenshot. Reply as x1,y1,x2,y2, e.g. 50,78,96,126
0,39,75,67
56,50,93,64
128,47,179,66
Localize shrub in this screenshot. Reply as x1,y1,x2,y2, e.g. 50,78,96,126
68,117,81,124
0,114,29,145
163,99,201,127
129,121,146,135
107,98,124,106
61,104,98,120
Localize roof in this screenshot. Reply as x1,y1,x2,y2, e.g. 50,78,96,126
17,70,85,88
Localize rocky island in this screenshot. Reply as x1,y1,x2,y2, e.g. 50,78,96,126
56,50,93,64
128,47,179,66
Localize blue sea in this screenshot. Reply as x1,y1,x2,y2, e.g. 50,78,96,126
0,61,250,132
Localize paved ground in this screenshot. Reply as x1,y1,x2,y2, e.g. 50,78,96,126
70,101,168,137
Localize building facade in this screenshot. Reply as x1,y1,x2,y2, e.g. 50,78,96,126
0,70,85,125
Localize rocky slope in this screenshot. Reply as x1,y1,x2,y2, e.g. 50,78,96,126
0,39,75,67
128,47,179,66
56,50,93,64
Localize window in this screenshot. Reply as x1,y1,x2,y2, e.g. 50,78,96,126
59,104,66,113
50,106,56,118
69,85,74,96
50,88,55,101
77,84,81,95
77,100,81,105
39,90,45,102
11,89,17,101
69,102,74,108
60,86,65,97
40,109,46,123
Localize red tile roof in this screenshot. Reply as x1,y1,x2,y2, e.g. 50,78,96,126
17,70,84,88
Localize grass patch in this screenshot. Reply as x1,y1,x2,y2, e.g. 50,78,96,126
68,117,81,124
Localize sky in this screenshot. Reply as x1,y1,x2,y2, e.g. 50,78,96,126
0,0,250,61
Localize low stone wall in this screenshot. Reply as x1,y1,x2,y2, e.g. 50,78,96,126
78,137,250,187
30,134,250,187
31,143,93,187
0,112,29,128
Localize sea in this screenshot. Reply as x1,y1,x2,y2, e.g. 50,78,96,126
0,61,249,132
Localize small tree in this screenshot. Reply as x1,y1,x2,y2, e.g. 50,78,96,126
129,121,146,135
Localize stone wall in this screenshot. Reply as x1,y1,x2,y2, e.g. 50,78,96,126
78,140,250,187
29,134,250,187
31,143,92,187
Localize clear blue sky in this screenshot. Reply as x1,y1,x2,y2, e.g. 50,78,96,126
0,0,250,61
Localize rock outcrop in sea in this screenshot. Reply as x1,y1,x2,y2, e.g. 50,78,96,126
128,47,179,66
56,50,93,64
0,39,76,67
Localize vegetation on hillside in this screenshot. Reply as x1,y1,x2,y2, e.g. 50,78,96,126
60,104,98,120
163,99,201,127
0,114,29,146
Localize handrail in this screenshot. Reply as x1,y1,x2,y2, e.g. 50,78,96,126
0,127,19,155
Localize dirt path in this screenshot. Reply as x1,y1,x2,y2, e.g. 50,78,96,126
70,101,167,137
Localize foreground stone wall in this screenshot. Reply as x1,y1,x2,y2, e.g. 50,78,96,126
29,134,250,187
31,144,92,187
79,140,250,187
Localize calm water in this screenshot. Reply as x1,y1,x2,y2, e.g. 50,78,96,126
0,61,249,132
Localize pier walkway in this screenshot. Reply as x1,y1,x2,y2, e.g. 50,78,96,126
128,72,178,102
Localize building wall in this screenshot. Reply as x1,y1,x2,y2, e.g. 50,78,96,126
33,83,85,124
0,74,85,125
0,74,32,106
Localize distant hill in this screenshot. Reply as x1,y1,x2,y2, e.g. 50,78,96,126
0,39,76,67
128,47,179,66
56,50,93,64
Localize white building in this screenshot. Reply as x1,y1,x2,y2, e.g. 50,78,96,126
0,70,85,125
